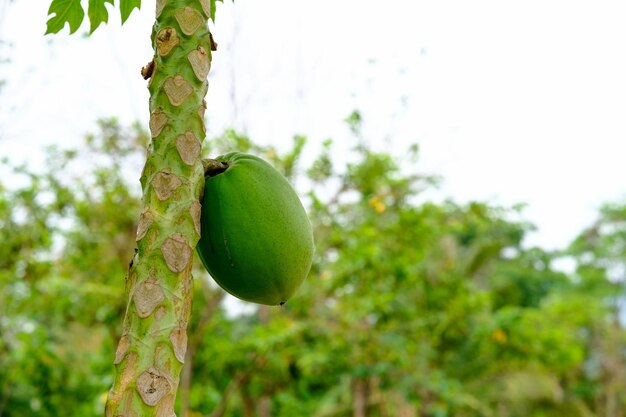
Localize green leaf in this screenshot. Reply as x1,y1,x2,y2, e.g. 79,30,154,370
210,0,224,21
88,0,114,34
120,0,141,24
45,0,85,35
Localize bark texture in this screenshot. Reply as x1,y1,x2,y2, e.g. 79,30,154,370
105,0,212,415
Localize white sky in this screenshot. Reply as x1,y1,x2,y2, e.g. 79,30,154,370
1,0,626,254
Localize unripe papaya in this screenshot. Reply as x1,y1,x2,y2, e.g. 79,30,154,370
196,152,314,305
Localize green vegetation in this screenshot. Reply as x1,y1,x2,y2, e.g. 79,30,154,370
197,152,314,306
0,118,624,416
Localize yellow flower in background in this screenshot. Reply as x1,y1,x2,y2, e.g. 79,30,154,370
368,195,386,213
492,328,508,344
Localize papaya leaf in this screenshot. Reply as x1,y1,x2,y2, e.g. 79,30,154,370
45,0,85,35
88,0,114,34
210,0,224,21
120,0,141,24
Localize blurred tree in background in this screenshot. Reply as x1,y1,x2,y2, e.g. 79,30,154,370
0,116,625,417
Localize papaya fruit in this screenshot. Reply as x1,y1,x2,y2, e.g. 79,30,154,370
196,152,314,305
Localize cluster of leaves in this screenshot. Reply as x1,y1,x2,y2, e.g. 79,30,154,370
45,0,225,35
0,120,145,415
1,117,625,416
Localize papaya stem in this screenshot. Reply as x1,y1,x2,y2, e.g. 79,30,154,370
203,159,229,177
105,0,213,415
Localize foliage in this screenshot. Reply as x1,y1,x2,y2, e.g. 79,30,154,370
0,120,145,415
1,118,625,416
45,0,227,35
45,0,138,34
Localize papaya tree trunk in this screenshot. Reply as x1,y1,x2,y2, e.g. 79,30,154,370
105,0,213,415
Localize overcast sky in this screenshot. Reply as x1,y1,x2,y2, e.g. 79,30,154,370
1,0,626,256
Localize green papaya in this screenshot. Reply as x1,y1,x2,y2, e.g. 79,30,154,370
197,152,314,305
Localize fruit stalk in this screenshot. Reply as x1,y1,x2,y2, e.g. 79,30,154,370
105,0,213,415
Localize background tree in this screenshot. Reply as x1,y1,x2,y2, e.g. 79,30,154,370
2,116,625,416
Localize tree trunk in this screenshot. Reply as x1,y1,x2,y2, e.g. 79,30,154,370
258,305,271,417
240,379,257,417
105,0,213,415
258,397,271,417
207,373,245,417
352,378,369,417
